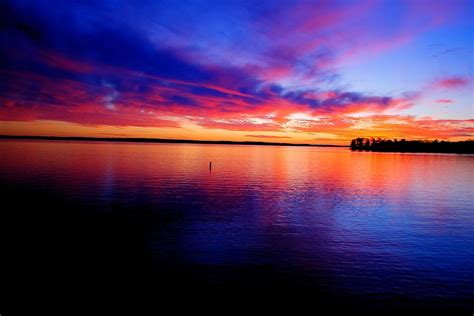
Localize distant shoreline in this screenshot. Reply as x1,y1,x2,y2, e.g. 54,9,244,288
350,137,474,154
0,135,347,148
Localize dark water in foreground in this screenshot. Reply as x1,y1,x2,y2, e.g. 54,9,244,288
1,140,473,313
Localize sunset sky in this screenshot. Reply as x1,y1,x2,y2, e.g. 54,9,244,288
0,0,473,145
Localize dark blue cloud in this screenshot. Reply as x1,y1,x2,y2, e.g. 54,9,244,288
167,95,198,107
0,0,426,127
1,0,213,82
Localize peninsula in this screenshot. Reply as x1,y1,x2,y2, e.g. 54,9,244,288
350,138,474,154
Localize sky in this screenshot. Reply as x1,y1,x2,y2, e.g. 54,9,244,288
0,0,473,145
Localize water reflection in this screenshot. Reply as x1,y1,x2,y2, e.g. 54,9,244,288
1,140,473,309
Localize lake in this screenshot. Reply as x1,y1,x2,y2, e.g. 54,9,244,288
1,140,473,313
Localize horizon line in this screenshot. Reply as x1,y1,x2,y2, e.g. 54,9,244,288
0,135,348,148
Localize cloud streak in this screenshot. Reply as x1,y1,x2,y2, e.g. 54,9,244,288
0,0,472,143
432,76,472,89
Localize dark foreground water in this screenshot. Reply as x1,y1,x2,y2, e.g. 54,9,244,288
1,140,473,313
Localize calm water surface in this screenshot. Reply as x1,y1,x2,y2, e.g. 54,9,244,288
1,140,473,311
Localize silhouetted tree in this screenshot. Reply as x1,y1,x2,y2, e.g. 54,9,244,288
349,137,474,154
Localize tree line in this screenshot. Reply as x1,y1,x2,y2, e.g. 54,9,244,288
350,138,474,154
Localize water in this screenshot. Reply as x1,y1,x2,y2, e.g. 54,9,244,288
1,140,473,312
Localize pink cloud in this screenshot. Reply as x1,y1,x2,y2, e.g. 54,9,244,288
436,99,453,103
433,76,472,89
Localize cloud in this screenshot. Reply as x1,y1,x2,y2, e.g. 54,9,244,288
432,76,472,89
245,135,291,139
0,0,472,143
287,115,474,140
435,99,453,104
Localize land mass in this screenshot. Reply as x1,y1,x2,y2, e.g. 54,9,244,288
351,137,474,154
2,135,473,153
0,135,346,147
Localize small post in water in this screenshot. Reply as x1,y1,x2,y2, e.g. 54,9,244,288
209,161,212,171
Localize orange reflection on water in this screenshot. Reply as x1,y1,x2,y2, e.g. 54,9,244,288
1,139,471,224
1,139,474,300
